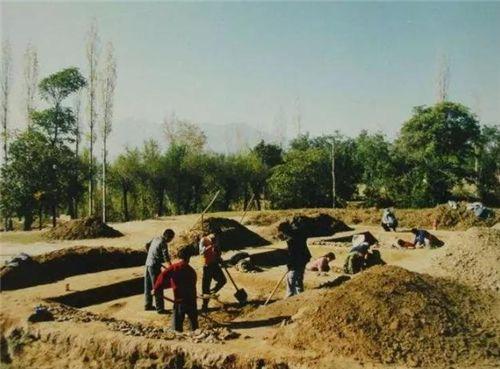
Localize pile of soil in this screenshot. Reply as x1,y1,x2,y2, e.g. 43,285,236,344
433,203,497,230
245,206,499,230
174,217,271,254
272,266,499,367
0,246,146,290
44,217,123,240
272,213,351,240
435,227,500,291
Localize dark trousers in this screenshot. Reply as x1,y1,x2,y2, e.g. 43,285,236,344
201,263,227,310
144,265,164,311
381,223,396,232
172,302,198,332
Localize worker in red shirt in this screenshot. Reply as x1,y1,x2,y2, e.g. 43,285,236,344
153,247,198,332
199,231,227,312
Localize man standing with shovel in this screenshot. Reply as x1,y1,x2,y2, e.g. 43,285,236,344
199,230,227,312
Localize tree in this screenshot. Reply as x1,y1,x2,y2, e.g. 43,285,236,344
267,148,332,209
110,148,141,221
288,133,361,204
1,130,47,230
163,113,207,150
32,67,86,224
73,91,82,155
1,38,11,167
1,38,12,230
251,140,283,209
36,67,86,145
476,125,500,205
354,131,394,206
23,42,39,126
140,140,169,217
99,42,117,223
391,102,481,206
86,18,100,216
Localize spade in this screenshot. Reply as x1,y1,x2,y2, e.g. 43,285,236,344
222,266,248,305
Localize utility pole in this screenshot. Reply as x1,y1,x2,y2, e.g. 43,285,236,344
330,138,336,208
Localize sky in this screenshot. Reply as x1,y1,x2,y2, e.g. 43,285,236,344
1,1,499,157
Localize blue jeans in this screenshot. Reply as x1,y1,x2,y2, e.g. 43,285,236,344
144,265,164,311
286,268,305,297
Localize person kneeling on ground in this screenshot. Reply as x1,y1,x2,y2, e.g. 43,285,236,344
144,228,175,313
343,242,384,274
153,247,198,332
381,208,398,232
199,230,227,312
343,242,370,274
411,228,444,248
306,252,335,272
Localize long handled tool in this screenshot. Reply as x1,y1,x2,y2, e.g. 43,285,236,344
264,269,288,305
195,190,221,231
222,266,248,305
239,193,255,224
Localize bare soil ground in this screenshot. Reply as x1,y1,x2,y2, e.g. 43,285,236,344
1,210,499,369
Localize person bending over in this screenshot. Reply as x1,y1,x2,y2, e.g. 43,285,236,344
144,228,175,313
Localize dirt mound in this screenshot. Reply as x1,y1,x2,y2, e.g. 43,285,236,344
174,217,271,254
433,203,497,230
0,246,145,290
272,266,499,367
245,206,499,230
44,217,123,240
271,213,351,240
435,227,500,291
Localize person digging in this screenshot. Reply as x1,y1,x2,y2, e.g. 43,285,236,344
199,230,227,312
381,208,398,232
152,246,198,332
144,228,175,314
280,223,312,298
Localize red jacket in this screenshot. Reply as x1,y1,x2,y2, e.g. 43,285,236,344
199,236,221,266
154,260,197,304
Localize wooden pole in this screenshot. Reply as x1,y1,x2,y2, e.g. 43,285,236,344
264,269,288,305
239,193,256,224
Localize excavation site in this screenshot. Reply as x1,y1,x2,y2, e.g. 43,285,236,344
1,210,499,369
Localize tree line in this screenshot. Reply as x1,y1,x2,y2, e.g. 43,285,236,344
0,20,498,230
1,94,498,230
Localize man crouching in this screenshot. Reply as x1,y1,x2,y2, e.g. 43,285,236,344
152,246,198,332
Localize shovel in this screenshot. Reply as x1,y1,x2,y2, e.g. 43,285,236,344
222,266,248,305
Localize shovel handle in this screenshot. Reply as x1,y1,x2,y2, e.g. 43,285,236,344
264,270,288,306
222,266,240,291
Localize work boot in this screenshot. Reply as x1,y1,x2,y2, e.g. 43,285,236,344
157,309,168,315
144,305,155,311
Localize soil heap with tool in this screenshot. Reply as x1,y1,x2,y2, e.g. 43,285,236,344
272,265,499,367
45,217,123,240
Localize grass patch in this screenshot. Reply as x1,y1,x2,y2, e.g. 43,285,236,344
0,231,45,244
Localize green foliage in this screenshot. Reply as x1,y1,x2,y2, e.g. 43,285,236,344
0,129,83,229
390,102,481,207
476,125,500,205
38,67,86,104
31,108,76,144
354,131,394,206
267,147,331,208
